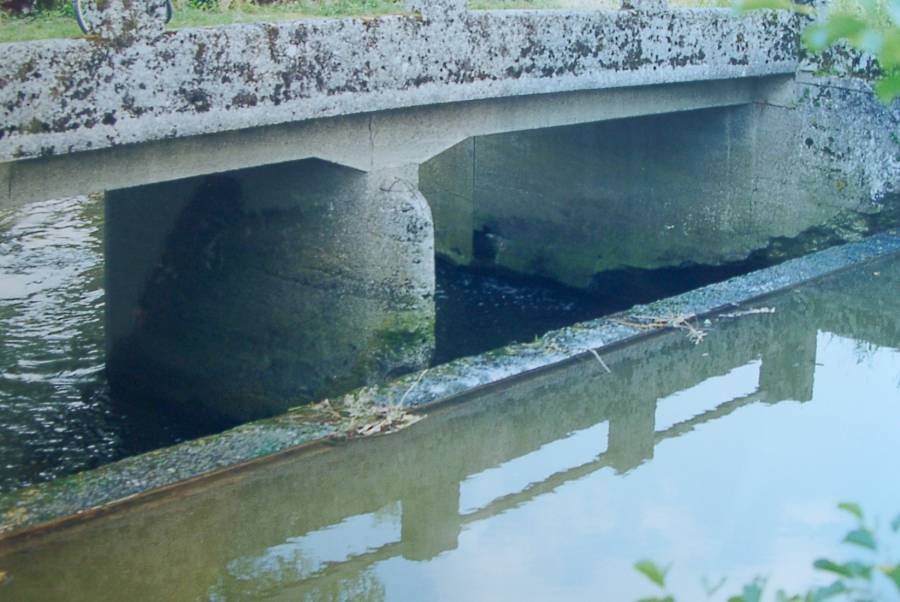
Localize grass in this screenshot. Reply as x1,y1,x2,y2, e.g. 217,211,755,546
0,0,735,44
168,0,406,26
0,11,80,42
0,0,406,43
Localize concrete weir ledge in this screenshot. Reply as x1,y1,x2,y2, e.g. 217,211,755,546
1,231,899,542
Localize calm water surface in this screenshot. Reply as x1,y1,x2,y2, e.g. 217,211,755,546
0,196,222,492
1,253,899,601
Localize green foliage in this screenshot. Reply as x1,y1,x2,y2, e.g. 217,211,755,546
736,0,900,102
634,503,900,601
635,560,676,602
729,578,765,602
636,560,672,588
891,513,900,532
838,502,865,521
813,559,872,579
843,527,878,550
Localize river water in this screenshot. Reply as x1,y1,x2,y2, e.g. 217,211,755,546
0,194,766,493
1,248,899,600
0,195,221,493
0,194,613,492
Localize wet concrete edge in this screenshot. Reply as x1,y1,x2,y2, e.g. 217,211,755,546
1,229,899,540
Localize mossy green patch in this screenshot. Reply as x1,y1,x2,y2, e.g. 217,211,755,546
371,315,435,357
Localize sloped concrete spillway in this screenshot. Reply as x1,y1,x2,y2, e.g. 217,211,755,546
2,232,898,541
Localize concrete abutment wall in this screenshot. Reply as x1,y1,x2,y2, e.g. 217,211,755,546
420,79,900,291
105,159,435,421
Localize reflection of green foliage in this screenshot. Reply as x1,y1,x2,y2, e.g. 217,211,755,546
635,503,900,601
737,0,900,101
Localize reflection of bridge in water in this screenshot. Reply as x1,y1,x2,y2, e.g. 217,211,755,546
2,259,899,601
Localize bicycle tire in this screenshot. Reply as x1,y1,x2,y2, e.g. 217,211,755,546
72,0,174,34
72,0,89,34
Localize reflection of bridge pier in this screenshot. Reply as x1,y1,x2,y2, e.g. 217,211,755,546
759,321,818,404
608,393,656,474
401,479,461,561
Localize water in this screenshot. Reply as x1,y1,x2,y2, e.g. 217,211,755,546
1,253,899,601
0,196,224,493
0,195,750,493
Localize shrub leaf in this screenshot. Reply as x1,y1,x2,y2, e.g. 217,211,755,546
843,528,877,550
635,560,669,589
837,502,864,521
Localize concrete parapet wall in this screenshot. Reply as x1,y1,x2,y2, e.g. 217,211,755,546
0,8,798,165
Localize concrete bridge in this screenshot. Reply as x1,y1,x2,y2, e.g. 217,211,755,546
1,0,897,420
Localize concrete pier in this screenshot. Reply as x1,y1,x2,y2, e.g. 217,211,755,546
105,159,434,420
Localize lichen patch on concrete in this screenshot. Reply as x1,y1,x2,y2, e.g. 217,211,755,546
0,8,798,162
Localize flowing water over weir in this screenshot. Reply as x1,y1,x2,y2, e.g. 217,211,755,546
1,252,899,600
0,194,784,493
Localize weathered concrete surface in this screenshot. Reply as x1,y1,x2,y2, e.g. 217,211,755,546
794,73,900,205
1,232,898,543
420,75,900,287
1,3,794,425
75,0,169,41
1,76,782,209
0,8,797,166
105,159,434,420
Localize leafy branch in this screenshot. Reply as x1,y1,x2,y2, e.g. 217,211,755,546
736,0,900,101
635,502,900,601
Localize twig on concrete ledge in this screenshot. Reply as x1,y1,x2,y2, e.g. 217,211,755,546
613,313,708,345
397,367,429,408
588,348,612,373
719,307,776,318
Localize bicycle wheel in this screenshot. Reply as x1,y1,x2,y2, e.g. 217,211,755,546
71,0,175,34
72,0,89,34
